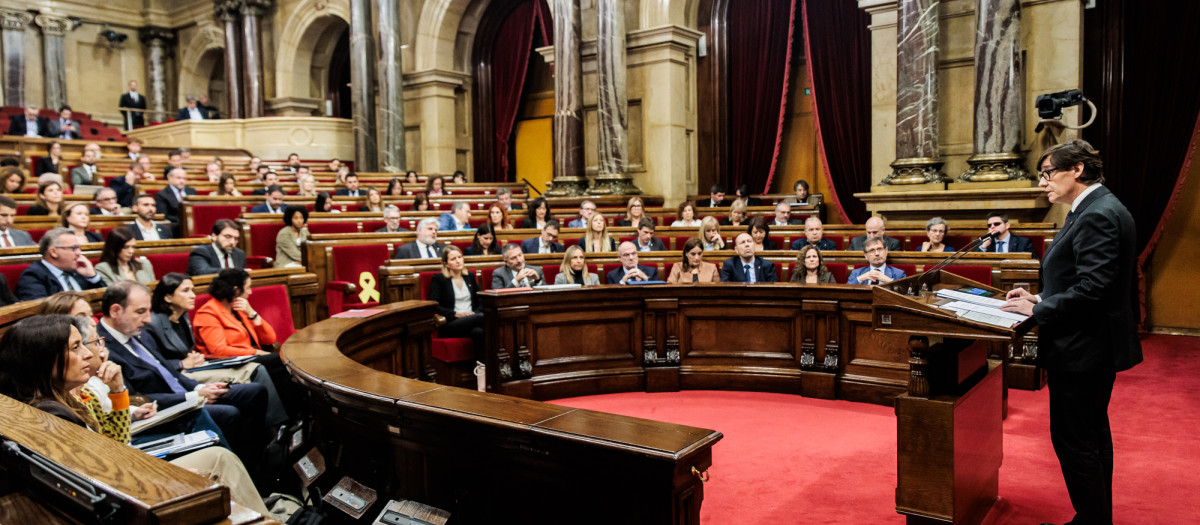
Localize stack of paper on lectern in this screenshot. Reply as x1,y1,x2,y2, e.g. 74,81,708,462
934,289,1029,328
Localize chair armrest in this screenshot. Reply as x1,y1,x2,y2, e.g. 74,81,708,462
325,280,358,294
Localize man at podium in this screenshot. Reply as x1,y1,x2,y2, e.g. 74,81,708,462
1002,140,1142,525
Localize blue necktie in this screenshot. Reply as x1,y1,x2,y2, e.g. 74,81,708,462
58,272,77,292
128,337,186,394
745,264,755,283
997,240,1006,253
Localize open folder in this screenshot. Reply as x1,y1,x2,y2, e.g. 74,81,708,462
130,395,206,435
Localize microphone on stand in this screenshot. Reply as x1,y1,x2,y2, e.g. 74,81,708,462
910,232,997,296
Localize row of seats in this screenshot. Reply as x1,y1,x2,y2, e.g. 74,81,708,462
0,252,274,294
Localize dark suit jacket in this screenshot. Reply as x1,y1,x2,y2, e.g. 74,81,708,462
393,241,444,260
143,312,194,370
375,226,409,233
1033,186,1142,374
249,203,283,214
980,233,1037,258
520,237,564,254
578,237,618,253
35,157,61,176
128,222,174,241
737,197,763,207
0,275,19,307
429,272,481,317
696,198,727,208
109,176,135,208
120,92,147,127
96,321,201,408
8,115,46,137
334,188,362,197
720,256,778,283
154,185,198,224
47,119,82,140
633,238,667,252
492,265,543,289
848,235,902,252
80,230,103,243
176,107,211,120
16,260,104,301
187,244,247,276
791,238,837,251
607,264,659,284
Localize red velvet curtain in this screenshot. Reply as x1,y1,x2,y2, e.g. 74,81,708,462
802,0,872,224
489,0,551,182
725,0,797,194
1083,0,1200,329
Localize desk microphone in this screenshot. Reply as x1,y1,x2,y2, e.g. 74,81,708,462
911,232,996,296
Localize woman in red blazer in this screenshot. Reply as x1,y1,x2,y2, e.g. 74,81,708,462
194,269,277,357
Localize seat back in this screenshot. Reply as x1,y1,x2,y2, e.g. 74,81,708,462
248,284,296,342
601,263,624,284
942,265,993,287
247,223,285,258
308,222,359,235
480,267,495,291
824,235,844,250
1024,235,1046,258
0,264,23,293
330,244,390,285
143,253,190,279
191,205,243,238
825,262,849,283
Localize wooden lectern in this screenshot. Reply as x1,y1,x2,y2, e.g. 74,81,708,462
870,271,1029,525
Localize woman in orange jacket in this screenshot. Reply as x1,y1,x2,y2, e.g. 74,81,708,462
194,268,277,357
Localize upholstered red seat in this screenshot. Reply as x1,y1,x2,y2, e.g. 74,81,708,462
823,235,844,250
191,205,243,238
0,264,24,293
247,223,285,258
248,284,296,343
308,222,359,235
943,265,993,287
825,262,849,283
479,267,495,291
360,220,386,232
417,271,475,369
1024,235,1046,258
325,244,389,315
447,240,472,253
143,253,189,279
27,229,48,243
907,234,972,251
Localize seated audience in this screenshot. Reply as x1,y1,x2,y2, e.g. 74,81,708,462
8,105,47,137
95,227,154,285
616,196,646,227
555,245,600,285
125,137,143,161
430,246,486,366
404,170,420,184
568,200,596,228
581,212,617,252
0,195,34,246
358,187,384,212
314,191,338,213
129,193,173,241
634,218,666,251
791,245,837,284
60,203,104,243
48,107,81,140
254,165,272,183
251,171,280,196
274,205,309,268
978,211,1036,257
672,201,701,227
451,171,466,184
609,242,658,284
72,146,100,187
487,201,513,231
497,187,521,211
35,141,64,176
847,236,906,284
296,175,318,198
109,161,143,208
326,158,341,172
720,233,778,283
720,200,748,227
188,219,246,275
91,187,126,215
667,237,719,283
193,269,279,361
2,166,25,193
83,142,102,161
394,217,443,259
426,176,445,197
162,149,185,178
386,177,405,196
747,217,776,250
521,220,563,254
38,172,65,187
157,168,198,235
284,153,302,173
412,193,430,211
734,184,763,207
17,228,103,300
27,180,65,216
292,165,312,184
438,201,473,231
144,274,288,427
204,161,222,183
919,217,953,252
699,216,725,251
377,205,409,233
136,154,154,176
217,172,242,196
247,157,262,172
177,95,211,120
493,243,543,289
697,184,727,208
782,180,811,205
848,217,902,251
465,223,502,256
772,202,801,226
335,172,362,197
521,197,552,229
791,217,837,250
250,185,285,214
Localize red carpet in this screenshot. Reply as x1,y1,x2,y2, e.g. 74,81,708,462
550,335,1200,524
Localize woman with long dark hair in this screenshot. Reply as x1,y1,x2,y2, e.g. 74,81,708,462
790,245,836,284
522,197,552,229
465,223,502,256
95,227,155,285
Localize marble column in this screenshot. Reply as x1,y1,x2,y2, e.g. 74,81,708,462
881,0,945,185
0,10,32,108
34,13,72,110
240,0,271,118
349,0,378,171
374,0,406,173
213,1,243,119
591,0,641,195
544,0,588,197
959,0,1029,182
138,27,175,125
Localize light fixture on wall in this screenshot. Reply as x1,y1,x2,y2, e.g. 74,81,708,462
101,29,128,44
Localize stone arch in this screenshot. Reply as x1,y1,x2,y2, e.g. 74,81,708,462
640,0,698,27
275,0,351,101
414,0,475,72
178,25,225,109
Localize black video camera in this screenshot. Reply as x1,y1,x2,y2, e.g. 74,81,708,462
1036,89,1085,119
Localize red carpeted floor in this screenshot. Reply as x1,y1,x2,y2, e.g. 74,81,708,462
550,335,1200,524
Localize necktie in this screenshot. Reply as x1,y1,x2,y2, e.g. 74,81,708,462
745,264,755,283
128,337,186,394
1,232,10,248
223,252,232,269
423,244,432,259
997,240,1006,253
59,272,77,292
1063,211,1076,231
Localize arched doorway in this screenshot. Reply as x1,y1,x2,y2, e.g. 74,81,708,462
275,9,350,117
195,48,226,118
325,29,351,118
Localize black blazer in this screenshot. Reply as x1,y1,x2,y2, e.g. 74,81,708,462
393,242,444,260
578,237,618,253
520,237,564,254
25,205,54,216
633,238,667,252
1032,186,1142,374
334,188,362,197
176,106,211,120
429,272,481,317
187,244,247,276
128,222,173,241
109,176,135,208
696,198,727,208
144,312,194,371
719,256,779,283
120,92,147,127
80,230,103,243
792,238,837,251
154,186,198,222
96,321,201,408
7,115,46,137
463,245,500,256
606,264,658,284
35,157,60,176
16,260,104,301
980,233,1037,259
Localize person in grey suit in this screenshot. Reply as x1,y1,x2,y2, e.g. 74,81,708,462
848,217,903,251
188,219,247,276
1002,140,1142,525
70,147,100,187
392,217,444,259
0,196,35,247
94,227,156,286
16,228,105,301
46,106,82,140
492,243,543,289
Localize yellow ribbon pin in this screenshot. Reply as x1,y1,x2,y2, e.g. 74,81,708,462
358,271,380,303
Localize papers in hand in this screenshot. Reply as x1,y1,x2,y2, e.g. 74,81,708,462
133,430,220,458
130,395,206,435
186,355,257,372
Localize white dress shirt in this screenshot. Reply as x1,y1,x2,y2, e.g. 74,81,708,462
188,107,204,120
137,220,160,241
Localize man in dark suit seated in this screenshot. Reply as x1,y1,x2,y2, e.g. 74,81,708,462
161,149,185,178
7,106,47,137
129,193,173,241
772,202,802,227
376,205,409,233
47,105,82,140
846,236,906,285
188,219,247,275
493,243,543,289
696,184,727,208
95,281,267,459
608,242,659,284
176,95,211,120
283,153,302,173
520,220,564,254
249,185,285,214
250,171,279,196
497,188,523,211
108,161,145,208
155,168,198,235
1001,140,1142,525
393,218,444,259
437,201,473,231
119,80,147,129
0,196,36,247
16,228,105,300
734,184,763,207
848,217,902,251
978,211,1037,258
720,233,778,283
791,217,837,251
90,188,126,216
334,172,362,197
633,218,666,252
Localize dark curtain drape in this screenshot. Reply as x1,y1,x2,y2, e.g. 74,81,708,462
725,0,796,194
488,0,551,182
1083,0,1200,329
801,0,871,224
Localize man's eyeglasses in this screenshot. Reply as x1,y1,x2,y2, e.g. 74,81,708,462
54,245,82,252
987,222,1004,227
1039,168,1060,181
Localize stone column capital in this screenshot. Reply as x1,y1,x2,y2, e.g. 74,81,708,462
138,26,175,46
0,9,33,31
214,0,244,21
34,13,73,36
240,0,273,18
